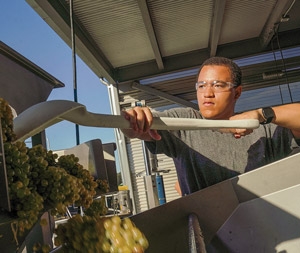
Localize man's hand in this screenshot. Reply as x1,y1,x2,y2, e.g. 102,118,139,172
121,107,161,141
227,110,261,138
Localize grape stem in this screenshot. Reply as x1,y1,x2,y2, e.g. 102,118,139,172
11,221,19,248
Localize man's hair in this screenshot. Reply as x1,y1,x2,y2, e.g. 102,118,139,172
197,57,242,86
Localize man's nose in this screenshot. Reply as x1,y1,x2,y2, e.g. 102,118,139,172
203,86,215,96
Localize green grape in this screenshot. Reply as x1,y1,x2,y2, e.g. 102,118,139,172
132,244,145,253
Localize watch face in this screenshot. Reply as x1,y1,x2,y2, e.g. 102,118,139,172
262,107,274,124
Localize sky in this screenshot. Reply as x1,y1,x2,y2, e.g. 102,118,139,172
1,1,116,151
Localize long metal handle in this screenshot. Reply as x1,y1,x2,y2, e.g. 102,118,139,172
64,112,259,130
14,100,260,142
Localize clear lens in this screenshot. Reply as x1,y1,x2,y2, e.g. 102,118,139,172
195,80,235,93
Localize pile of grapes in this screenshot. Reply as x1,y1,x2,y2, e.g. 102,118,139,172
0,98,149,252
55,215,148,253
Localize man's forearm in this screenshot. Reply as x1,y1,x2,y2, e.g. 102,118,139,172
261,103,300,138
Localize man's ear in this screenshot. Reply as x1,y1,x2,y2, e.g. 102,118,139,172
234,86,242,100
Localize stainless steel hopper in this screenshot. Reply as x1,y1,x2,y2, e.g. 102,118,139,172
130,152,300,253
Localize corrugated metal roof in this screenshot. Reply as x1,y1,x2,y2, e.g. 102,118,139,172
27,0,300,83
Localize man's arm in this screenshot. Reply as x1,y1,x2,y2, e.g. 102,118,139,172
266,103,300,138
230,103,300,139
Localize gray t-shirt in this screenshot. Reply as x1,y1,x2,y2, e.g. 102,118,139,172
146,107,299,195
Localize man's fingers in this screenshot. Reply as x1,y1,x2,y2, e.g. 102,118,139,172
134,107,152,132
217,128,254,138
233,128,253,138
149,129,161,141
123,107,154,133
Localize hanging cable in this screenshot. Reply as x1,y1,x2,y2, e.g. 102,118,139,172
270,37,284,104
69,0,80,145
275,30,293,103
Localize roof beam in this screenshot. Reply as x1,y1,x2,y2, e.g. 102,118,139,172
116,29,300,83
137,0,164,70
260,0,295,48
209,0,226,57
131,82,198,110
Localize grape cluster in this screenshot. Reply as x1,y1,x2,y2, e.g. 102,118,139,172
27,145,53,193
0,98,16,142
39,166,83,215
4,141,44,234
26,146,80,215
57,154,98,209
54,215,149,253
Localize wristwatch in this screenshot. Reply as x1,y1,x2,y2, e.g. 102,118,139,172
260,107,275,124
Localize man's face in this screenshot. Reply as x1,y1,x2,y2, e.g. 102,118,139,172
197,65,241,119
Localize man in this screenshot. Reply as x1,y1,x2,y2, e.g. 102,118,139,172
122,57,300,196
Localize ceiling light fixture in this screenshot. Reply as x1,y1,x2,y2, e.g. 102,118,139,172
262,70,285,80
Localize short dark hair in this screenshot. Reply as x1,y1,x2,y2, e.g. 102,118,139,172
197,57,242,86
